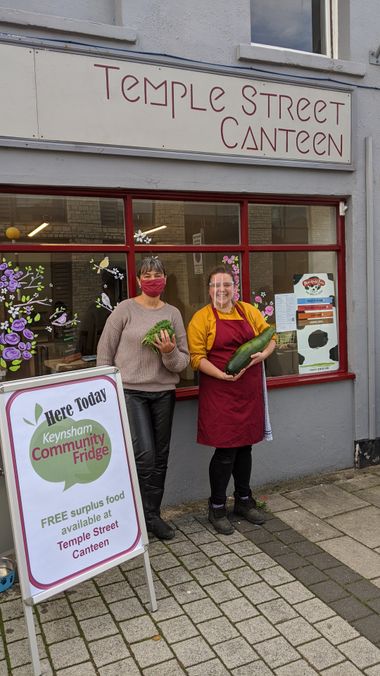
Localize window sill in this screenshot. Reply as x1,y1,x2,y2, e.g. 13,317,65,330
177,371,355,400
237,43,366,78
0,7,137,43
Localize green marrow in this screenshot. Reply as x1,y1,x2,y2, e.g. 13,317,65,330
225,326,275,375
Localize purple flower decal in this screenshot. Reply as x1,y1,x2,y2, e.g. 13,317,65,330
12,318,27,332
3,347,21,361
264,305,274,316
4,332,20,345
23,328,35,340
0,263,7,271
254,296,262,304
21,351,32,360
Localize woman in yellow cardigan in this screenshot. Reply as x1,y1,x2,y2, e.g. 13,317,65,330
187,265,276,535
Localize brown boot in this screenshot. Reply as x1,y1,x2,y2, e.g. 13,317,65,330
208,501,234,535
234,494,267,525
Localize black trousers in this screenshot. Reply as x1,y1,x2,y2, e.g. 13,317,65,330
209,445,252,505
124,389,176,521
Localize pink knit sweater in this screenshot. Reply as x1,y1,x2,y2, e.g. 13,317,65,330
97,299,190,391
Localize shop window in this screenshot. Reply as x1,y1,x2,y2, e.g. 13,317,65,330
0,191,345,390
133,201,240,245
250,0,337,57
0,195,125,244
250,251,339,377
249,204,336,245
0,251,126,381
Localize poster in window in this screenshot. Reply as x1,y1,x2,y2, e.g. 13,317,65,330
293,273,339,374
192,233,203,274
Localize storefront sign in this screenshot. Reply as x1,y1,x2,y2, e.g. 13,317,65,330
294,273,339,373
0,43,352,165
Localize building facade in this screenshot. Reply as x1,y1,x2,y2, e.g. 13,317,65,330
0,0,379,552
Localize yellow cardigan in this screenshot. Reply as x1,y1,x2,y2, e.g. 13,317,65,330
187,301,273,371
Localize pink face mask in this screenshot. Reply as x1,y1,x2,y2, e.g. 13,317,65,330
140,277,166,297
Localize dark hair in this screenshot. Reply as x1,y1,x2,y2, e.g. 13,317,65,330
137,256,166,277
207,264,234,286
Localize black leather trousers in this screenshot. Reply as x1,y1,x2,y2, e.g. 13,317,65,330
124,389,176,523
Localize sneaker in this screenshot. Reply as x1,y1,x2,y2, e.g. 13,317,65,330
234,494,267,525
208,501,235,535
147,515,175,540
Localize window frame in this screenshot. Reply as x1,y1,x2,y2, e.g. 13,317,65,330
0,186,353,398
250,0,338,59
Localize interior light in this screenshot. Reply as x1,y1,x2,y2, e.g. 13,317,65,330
28,222,50,238
139,225,167,236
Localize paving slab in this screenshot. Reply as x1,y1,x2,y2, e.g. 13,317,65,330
187,658,229,675
319,535,380,578
265,494,299,511
213,636,258,669
354,485,380,508
130,636,174,669
320,663,364,675
274,508,342,542
170,635,215,667
284,484,368,517
197,616,239,644
338,636,380,668
254,635,300,669
233,660,274,675
98,656,140,675
144,659,186,675
275,660,319,675
276,616,321,646
235,614,279,643
327,506,380,548
335,474,380,493
297,637,345,670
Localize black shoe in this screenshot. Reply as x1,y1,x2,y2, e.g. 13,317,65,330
147,515,175,540
234,494,267,525
208,501,235,535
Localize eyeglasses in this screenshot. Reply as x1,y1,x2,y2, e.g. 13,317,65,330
209,282,234,288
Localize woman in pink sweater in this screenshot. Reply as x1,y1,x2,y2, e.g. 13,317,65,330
97,257,189,539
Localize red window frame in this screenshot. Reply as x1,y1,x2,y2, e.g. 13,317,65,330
0,185,354,399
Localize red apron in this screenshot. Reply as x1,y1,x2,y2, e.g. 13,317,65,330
197,304,264,447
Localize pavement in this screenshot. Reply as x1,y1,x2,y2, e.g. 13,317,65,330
1,464,380,675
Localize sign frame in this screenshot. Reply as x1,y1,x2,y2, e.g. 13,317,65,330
0,366,157,676
0,40,354,171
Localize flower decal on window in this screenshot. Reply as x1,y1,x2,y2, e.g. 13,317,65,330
252,291,274,321
0,260,54,373
134,229,152,244
221,255,240,301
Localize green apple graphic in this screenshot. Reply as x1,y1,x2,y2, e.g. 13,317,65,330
29,417,112,490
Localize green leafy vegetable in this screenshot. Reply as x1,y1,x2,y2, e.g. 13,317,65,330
142,320,175,353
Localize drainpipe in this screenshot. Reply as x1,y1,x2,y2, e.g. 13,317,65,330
365,136,376,440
